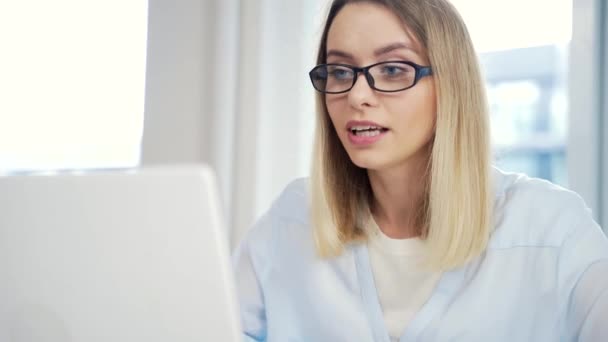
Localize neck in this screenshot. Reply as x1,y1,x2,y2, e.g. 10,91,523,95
367,155,429,239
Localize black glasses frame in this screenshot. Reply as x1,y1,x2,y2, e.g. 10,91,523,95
309,60,433,94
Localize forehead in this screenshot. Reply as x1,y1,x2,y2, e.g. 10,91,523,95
326,2,422,59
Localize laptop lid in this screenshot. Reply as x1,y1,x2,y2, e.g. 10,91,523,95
0,165,241,342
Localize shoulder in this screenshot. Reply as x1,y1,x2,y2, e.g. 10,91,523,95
489,167,598,248
233,178,312,266
266,178,310,226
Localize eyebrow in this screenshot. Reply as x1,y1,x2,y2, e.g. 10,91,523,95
326,42,419,60
374,42,419,56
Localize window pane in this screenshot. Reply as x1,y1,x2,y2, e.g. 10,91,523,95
0,1,148,173
451,0,571,186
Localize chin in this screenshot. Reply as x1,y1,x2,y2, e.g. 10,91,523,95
347,152,386,171
347,149,419,172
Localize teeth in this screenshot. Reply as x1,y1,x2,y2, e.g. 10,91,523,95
355,130,381,137
352,125,377,131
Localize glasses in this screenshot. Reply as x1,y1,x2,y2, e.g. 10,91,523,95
309,60,432,94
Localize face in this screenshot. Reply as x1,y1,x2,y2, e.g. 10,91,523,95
325,2,436,172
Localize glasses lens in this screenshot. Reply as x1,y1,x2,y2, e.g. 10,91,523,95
310,65,354,93
368,62,416,91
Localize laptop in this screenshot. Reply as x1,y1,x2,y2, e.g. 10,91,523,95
0,165,242,342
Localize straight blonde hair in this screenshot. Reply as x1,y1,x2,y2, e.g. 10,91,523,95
310,0,493,271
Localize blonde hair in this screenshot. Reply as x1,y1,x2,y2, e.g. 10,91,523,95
310,0,493,271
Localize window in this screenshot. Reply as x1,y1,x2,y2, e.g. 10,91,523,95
451,0,572,185
0,1,148,174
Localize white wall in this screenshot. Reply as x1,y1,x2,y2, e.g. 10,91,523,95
141,0,324,245
141,0,213,165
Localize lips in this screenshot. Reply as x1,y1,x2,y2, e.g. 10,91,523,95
345,120,389,146
346,120,387,128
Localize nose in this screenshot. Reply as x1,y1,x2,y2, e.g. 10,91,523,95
347,72,378,109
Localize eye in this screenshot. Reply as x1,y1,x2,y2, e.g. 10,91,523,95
328,66,354,81
380,64,409,77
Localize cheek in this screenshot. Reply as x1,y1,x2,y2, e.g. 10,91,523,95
411,84,436,124
325,97,346,129
392,96,435,128
426,82,438,122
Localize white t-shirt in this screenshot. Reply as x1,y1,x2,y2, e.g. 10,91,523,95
366,216,441,342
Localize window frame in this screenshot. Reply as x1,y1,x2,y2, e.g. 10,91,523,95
569,0,606,230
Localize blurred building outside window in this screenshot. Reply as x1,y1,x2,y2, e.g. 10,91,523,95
451,0,571,186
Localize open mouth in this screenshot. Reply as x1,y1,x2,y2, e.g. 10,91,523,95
350,126,390,137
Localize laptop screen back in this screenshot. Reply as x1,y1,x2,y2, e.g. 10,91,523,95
0,165,241,342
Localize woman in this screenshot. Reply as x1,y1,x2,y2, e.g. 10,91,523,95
233,0,608,341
